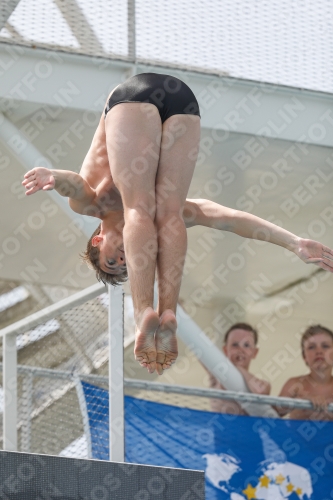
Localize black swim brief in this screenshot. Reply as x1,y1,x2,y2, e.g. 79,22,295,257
104,73,200,123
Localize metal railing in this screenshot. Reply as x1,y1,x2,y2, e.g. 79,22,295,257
2,360,332,459
2,282,332,462
3,362,331,415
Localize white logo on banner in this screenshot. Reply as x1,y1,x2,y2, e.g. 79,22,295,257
203,429,313,499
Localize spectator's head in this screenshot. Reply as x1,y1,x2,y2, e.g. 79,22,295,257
301,324,333,370
223,323,259,370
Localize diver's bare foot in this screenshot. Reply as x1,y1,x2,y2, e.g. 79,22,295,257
134,307,160,374
155,309,178,375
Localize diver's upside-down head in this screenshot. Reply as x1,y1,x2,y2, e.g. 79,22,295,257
81,224,128,286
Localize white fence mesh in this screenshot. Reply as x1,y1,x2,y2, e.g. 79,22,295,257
0,292,110,456
0,0,332,93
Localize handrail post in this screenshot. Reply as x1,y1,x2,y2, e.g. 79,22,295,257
74,376,92,459
21,372,33,453
3,333,18,450
109,285,124,462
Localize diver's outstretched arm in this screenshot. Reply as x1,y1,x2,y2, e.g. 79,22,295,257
183,199,333,272
22,167,95,205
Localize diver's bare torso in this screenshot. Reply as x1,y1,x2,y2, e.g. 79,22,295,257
78,102,123,217
77,109,200,224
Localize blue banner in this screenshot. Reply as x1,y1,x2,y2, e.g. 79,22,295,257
82,381,333,499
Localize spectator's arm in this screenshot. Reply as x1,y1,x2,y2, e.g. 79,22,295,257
237,366,271,395
208,372,226,390
197,358,226,390
275,377,300,417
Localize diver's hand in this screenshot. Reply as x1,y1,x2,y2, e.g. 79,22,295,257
22,167,55,195
294,238,333,272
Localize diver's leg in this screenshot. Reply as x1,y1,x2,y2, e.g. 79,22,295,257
154,114,200,374
105,103,162,373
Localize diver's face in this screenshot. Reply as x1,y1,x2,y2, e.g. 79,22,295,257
92,231,126,275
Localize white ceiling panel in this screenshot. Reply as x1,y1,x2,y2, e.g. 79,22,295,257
1,0,332,92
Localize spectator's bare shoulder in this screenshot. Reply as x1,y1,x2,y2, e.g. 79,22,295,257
279,375,306,399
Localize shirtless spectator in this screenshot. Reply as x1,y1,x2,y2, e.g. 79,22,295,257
208,323,270,415
277,325,333,421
